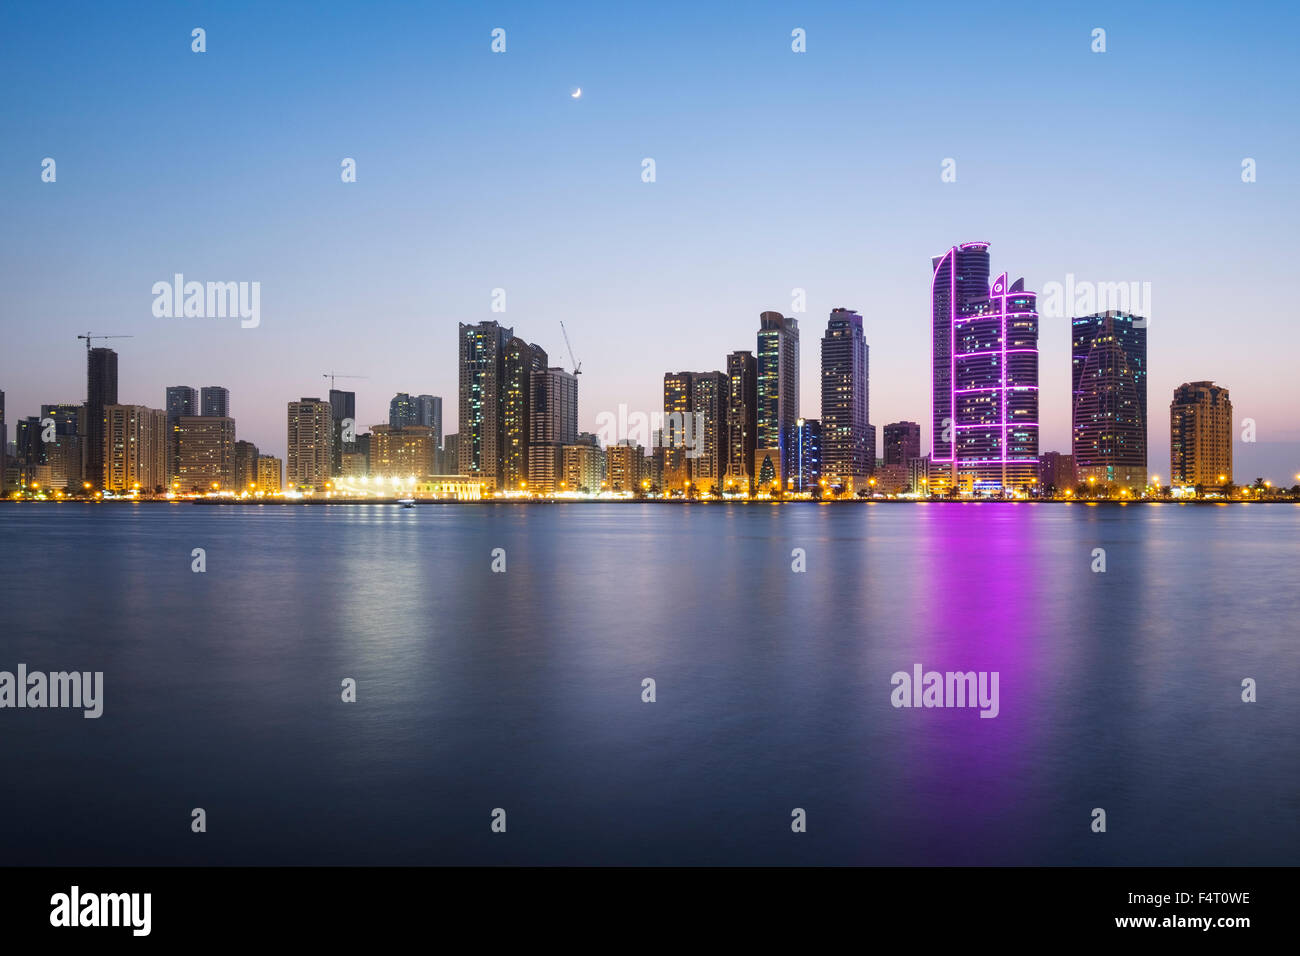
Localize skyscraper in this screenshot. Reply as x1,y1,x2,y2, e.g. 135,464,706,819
233,440,260,492
286,397,332,489
663,371,693,492
165,386,198,480
84,347,118,490
883,422,921,467
416,395,443,448
369,425,437,479
527,367,578,494
795,418,822,493
1170,381,1233,488
38,403,83,489
724,351,757,490
606,440,643,493
931,242,1039,493
1072,311,1147,491
820,308,871,491
503,337,548,490
257,456,283,493
177,416,235,492
755,311,799,490
458,321,512,489
562,442,606,494
330,389,357,477
103,405,167,493
200,386,230,418
689,371,726,494
388,393,418,429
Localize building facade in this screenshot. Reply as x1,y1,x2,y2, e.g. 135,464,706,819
527,367,577,494
724,350,757,490
932,242,1039,493
1170,381,1232,488
1072,311,1147,491
755,311,799,489
200,386,230,418
883,421,921,467
369,424,437,478
458,321,512,489
84,347,118,490
102,404,166,493
287,397,332,489
176,415,235,491
820,308,871,490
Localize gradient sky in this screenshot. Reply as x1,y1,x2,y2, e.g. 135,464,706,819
3,1,1299,481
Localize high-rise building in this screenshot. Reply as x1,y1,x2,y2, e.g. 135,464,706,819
103,404,166,493
755,311,800,489
1038,451,1077,495
931,242,1038,493
441,433,459,474
286,398,332,489
689,371,726,494
1072,311,1147,491
369,425,437,479
527,367,577,494
416,395,443,448
504,338,548,490
562,442,606,493
606,440,643,493
458,321,512,489
661,370,726,494
177,416,235,491
37,403,83,489
165,386,198,481
1170,381,1233,488
724,350,757,490
820,308,871,490
794,418,822,493
662,371,693,492
330,389,357,477
233,440,260,492
200,386,230,418
257,455,283,493
883,422,921,467
84,347,118,490
388,393,418,429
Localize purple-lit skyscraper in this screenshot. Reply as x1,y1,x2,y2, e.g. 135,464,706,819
931,242,1039,493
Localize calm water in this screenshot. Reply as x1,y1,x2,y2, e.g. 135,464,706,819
1,502,1297,866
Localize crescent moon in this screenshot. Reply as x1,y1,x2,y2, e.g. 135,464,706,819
571,87,582,98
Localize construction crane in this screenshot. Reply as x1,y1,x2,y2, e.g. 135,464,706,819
77,332,133,351
559,321,582,376
323,372,368,390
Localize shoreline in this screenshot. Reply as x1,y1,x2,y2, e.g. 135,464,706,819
1,497,1294,507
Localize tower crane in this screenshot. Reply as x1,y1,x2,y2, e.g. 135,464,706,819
559,321,582,376
323,373,368,390
77,332,133,351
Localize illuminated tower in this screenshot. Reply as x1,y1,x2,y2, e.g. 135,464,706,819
1072,311,1147,491
931,242,1038,493
755,311,800,490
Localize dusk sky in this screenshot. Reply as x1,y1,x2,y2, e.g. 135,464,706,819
3,0,1298,480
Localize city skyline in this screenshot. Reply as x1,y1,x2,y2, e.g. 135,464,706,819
2,287,1286,494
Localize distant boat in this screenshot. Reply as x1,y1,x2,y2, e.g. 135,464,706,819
397,498,416,508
